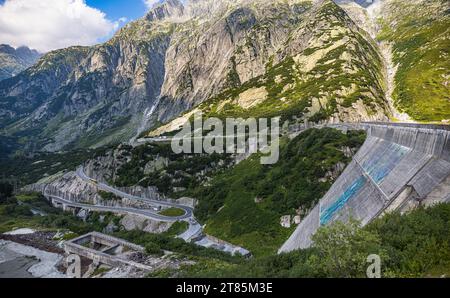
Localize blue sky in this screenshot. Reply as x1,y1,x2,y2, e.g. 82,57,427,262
0,0,153,21
86,0,154,43
0,0,161,52
86,0,151,24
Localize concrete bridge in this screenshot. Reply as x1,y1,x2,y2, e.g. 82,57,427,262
75,167,194,219
44,186,190,223
43,173,251,256
279,122,450,253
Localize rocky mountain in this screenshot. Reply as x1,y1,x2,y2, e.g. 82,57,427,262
375,0,450,122
0,44,41,82
336,0,450,122
335,0,375,8
190,0,389,123
0,46,90,151
0,0,447,153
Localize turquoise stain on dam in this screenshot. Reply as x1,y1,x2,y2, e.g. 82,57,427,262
320,176,367,225
362,143,410,184
319,142,410,226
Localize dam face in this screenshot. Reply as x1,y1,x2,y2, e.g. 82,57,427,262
279,123,450,253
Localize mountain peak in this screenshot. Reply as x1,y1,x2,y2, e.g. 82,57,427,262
334,0,375,8
15,46,40,62
0,44,41,81
0,44,16,55
146,0,186,22
0,44,40,58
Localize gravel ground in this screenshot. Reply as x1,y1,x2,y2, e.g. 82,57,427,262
0,239,65,278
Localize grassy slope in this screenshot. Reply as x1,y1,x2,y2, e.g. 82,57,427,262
159,207,186,217
0,146,113,187
189,128,367,256
113,143,233,196
222,1,385,120
0,192,120,234
377,0,450,122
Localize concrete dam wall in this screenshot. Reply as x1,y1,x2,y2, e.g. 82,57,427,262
279,123,450,253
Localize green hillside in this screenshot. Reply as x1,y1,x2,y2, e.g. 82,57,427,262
152,202,450,278
189,128,366,256
377,0,450,122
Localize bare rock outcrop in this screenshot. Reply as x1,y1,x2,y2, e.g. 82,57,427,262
120,214,173,234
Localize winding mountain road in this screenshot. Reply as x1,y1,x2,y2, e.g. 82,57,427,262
42,167,195,223
44,188,182,222
74,167,203,238
44,174,246,254
75,167,194,220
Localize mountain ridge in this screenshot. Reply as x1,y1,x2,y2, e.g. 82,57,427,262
0,44,41,82
0,0,448,154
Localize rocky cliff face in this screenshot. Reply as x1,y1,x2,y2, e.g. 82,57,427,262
156,0,316,121
0,0,445,152
0,45,41,82
149,0,390,136
0,46,90,151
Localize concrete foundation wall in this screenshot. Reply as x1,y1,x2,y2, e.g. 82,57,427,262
64,232,149,270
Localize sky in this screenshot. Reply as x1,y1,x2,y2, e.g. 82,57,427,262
0,0,163,52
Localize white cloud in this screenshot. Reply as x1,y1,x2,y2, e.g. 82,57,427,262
143,0,161,9
0,0,118,52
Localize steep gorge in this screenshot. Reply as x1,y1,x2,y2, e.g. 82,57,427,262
336,0,414,122
370,0,449,122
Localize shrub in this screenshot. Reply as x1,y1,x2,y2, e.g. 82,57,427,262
307,219,386,277
145,242,163,256
98,190,121,201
